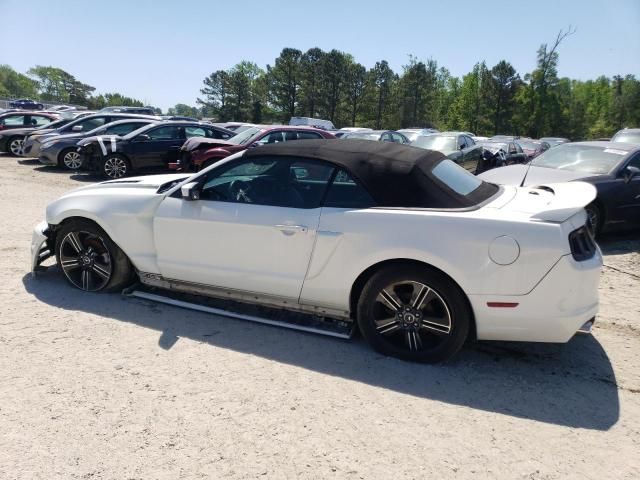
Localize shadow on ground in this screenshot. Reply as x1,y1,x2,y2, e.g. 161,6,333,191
599,231,640,256
23,268,620,431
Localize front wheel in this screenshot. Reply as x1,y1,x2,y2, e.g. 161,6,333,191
102,154,130,179
59,148,83,170
55,219,134,292
7,136,24,157
357,265,470,363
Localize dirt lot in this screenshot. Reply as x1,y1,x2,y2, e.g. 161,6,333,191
0,154,638,480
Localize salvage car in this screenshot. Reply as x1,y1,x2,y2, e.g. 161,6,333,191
479,141,640,236
0,117,73,156
413,132,483,173
22,113,161,158
38,119,158,169
77,121,233,178
610,128,640,145
173,125,335,172
32,140,602,363
516,138,551,160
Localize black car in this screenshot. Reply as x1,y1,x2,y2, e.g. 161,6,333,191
479,141,640,236
77,121,234,178
8,98,44,110
38,119,160,169
476,140,528,170
413,132,484,173
22,112,161,158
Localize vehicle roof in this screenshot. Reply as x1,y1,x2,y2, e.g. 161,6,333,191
243,139,497,209
561,141,639,152
614,128,640,133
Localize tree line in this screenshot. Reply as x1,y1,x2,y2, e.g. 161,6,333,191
0,65,151,111
2,31,639,139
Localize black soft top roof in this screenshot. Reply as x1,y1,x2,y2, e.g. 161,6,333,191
244,139,498,208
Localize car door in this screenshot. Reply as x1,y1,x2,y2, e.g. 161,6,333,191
153,155,336,300
458,136,479,173
131,125,185,168
0,114,27,130
613,154,640,226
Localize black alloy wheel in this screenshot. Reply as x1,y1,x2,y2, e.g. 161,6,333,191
357,265,470,362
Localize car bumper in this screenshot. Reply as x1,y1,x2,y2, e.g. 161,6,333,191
470,250,602,343
31,221,53,273
22,139,40,157
38,149,58,166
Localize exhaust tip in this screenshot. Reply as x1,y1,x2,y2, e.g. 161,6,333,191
577,318,595,334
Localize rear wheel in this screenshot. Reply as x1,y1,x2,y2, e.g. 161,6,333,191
102,154,130,179
55,219,133,292
7,136,24,157
585,202,603,237
59,148,83,170
357,265,470,362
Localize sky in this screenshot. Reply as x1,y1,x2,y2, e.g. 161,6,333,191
1,0,639,111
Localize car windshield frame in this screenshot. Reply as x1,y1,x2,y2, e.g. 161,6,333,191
531,144,630,175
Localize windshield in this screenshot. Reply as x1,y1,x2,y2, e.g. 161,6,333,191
344,132,382,141
533,144,628,174
611,131,640,145
517,140,541,150
413,135,456,152
228,126,265,145
36,118,68,130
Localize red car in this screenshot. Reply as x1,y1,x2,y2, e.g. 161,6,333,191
516,139,551,160
171,125,335,171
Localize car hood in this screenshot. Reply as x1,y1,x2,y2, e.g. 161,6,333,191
62,173,192,196
182,136,237,152
478,164,600,186
46,132,85,142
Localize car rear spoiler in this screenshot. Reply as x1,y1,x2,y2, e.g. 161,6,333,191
529,182,597,222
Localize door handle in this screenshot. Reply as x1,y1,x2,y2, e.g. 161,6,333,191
274,224,308,234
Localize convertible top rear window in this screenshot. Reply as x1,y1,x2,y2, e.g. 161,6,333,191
432,159,482,196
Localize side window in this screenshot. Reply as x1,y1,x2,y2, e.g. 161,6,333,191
257,131,284,144
324,169,376,209
105,122,146,135
185,126,206,138
199,156,335,208
381,132,393,142
297,131,322,140
391,132,405,143
76,117,107,131
146,126,182,140
1,115,26,126
457,136,466,149
31,115,53,126
464,136,475,147
627,154,640,169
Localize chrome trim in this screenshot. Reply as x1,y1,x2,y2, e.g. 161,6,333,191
126,290,353,339
137,271,351,320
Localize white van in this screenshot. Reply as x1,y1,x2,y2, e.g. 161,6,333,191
289,116,335,130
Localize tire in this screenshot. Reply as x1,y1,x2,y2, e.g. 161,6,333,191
6,136,24,157
58,148,83,170
585,202,603,237
101,154,130,179
54,218,134,293
357,264,470,363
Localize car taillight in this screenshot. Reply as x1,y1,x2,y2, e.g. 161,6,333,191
568,226,596,261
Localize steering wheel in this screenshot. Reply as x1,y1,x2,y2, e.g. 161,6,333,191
229,179,252,203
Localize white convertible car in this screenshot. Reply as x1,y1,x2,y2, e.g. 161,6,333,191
32,140,602,362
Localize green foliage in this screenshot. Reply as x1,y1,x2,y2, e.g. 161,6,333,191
3,38,638,138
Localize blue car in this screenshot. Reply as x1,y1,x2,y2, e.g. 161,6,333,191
9,98,44,110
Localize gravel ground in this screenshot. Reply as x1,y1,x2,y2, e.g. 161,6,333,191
0,155,638,480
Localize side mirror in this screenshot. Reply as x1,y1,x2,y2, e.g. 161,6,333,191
459,144,465,150
136,134,151,142
71,125,83,132
181,181,201,201
623,165,640,184
249,142,260,148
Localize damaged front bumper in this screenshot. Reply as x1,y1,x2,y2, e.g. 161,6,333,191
31,221,54,274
